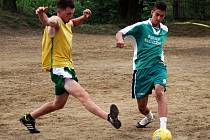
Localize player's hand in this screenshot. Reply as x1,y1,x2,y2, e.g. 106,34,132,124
83,9,91,18
36,7,48,15
116,41,125,48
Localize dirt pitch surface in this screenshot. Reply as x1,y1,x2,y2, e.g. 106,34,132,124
0,30,210,140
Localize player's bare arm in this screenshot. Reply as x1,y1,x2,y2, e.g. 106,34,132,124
115,31,125,48
36,7,59,29
71,9,91,26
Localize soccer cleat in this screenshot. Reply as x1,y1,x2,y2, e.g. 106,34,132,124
107,104,121,129
136,115,155,128
19,114,40,133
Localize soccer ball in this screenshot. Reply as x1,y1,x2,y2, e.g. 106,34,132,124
152,128,172,140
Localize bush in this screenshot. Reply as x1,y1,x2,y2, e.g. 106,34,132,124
16,0,56,16
16,0,119,24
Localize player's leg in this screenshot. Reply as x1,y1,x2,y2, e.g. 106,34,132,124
132,69,155,128
64,78,121,129
20,67,71,133
20,92,69,133
153,62,168,128
137,95,149,115
31,92,69,118
136,95,155,128
154,84,167,128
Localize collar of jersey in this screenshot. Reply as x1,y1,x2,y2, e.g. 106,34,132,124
148,19,162,35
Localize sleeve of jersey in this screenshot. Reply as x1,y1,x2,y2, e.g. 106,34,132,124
120,22,142,37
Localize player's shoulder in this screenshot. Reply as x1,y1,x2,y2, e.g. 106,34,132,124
124,20,148,31
129,20,152,31
49,16,60,22
48,16,62,26
160,23,168,32
120,19,150,34
132,20,149,27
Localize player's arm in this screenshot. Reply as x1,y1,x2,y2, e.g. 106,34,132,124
71,9,91,26
35,7,59,29
116,31,125,48
116,23,141,48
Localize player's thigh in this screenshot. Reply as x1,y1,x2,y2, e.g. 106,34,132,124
153,63,167,89
54,91,69,107
132,69,153,98
64,78,89,99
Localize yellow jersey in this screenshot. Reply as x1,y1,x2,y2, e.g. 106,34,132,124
41,16,74,71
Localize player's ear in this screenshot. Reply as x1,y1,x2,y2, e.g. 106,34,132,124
151,10,154,16
57,8,61,14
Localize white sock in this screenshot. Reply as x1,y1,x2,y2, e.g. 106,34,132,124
160,117,167,128
146,111,153,120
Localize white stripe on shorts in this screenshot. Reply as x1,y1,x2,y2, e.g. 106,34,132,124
133,70,137,98
52,68,72,78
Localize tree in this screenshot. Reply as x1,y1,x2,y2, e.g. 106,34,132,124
173,0,210,20
118,0,144,24
0,0,17,12
173,0,178,19
127,0,142,23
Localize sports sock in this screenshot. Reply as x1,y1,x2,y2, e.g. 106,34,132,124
160,117,167,128
146,111,153,120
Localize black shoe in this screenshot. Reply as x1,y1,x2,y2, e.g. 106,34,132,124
19,114,40,133
107,104,121,129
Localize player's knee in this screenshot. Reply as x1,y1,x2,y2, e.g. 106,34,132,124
155,86,165,97
155,89,165,101
53,102,65,110
78,91,91,105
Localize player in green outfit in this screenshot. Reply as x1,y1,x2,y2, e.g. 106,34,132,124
116,1,168,129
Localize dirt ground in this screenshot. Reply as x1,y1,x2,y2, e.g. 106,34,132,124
0,29,210,140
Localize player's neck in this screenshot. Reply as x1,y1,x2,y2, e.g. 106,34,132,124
152,23,160,28
57,13,68,24
150,19,160,28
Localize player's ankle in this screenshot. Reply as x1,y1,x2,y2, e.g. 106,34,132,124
146,111,154,120
26,113,35,121
160,117,167,128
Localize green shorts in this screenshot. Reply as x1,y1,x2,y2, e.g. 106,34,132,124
132,62,167,99
50,67,78,95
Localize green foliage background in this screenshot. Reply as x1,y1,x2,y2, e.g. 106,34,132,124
16,0,173,25
14,0,210,25
16,0,119,24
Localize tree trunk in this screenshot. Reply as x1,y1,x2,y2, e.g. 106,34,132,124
1,0,17,12
139,0,144,21
127,0,141,24
118,0,143,24
173,0,179,19
118,0,128,18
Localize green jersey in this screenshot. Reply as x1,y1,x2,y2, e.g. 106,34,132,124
120,19,168,70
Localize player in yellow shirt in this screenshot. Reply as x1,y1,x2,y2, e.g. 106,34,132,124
20,0,121,133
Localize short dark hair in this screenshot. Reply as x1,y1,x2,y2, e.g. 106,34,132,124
56,0,75,9
153,1,167,11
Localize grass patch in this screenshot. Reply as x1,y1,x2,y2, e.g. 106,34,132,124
168,20,210,37
0,10,41,30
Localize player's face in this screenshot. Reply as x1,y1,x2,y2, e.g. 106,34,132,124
59,7,75,23
151,9,166,27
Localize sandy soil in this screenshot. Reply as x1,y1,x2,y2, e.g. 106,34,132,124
0,30,210,140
